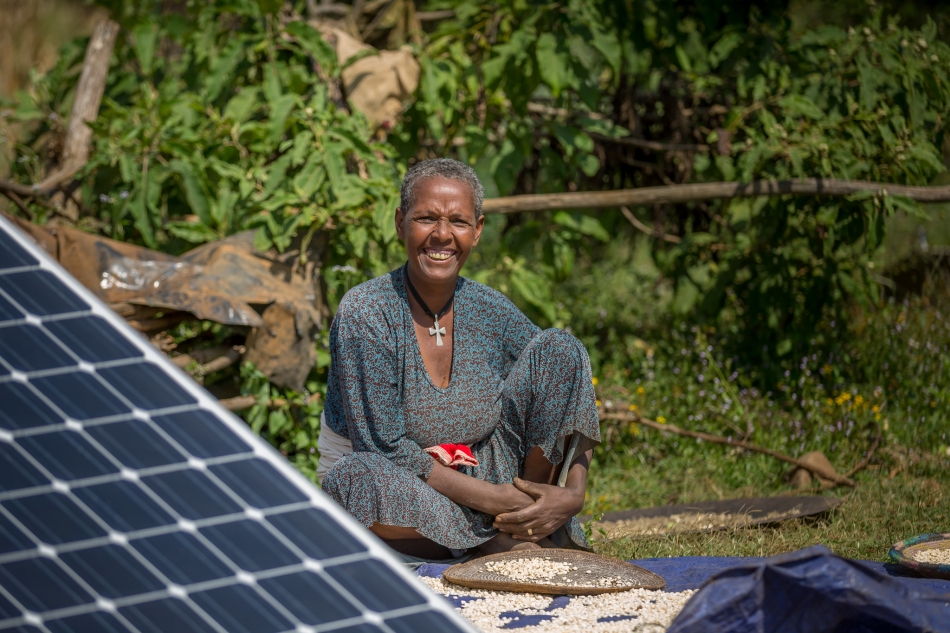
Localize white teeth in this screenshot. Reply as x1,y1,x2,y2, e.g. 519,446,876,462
426,251,453,261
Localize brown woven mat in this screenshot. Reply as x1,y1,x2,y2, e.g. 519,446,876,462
584,495,843,539
443,549,666,595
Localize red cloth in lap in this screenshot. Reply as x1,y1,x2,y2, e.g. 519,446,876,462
424,444,479,469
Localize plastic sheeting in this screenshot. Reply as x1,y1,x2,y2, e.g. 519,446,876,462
416,547,950,631
667,545,950,633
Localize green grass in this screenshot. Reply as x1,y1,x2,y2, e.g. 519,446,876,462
585,451,949,562
580,284,950,563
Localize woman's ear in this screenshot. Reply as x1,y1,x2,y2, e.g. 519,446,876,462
395,207,406,241
472,214,485,247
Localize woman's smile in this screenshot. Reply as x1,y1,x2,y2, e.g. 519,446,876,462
424,247,456,262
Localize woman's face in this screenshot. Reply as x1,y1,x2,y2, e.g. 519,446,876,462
396,176,484,286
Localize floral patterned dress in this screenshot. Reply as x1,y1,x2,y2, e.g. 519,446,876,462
321,266,600,551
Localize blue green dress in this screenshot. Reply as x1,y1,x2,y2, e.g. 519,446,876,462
321,266,600,550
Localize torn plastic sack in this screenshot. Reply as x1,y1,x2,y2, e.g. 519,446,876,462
667,545,950,633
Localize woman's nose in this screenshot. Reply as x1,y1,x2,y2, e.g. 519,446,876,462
433,218,452,239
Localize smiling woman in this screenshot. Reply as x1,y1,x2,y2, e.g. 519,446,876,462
320,159,601,561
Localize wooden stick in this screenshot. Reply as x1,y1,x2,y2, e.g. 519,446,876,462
620,206,681,243
61,20,120,168
591,132,710,153
218,395,288,411
0,191,34,220
0,19,119,205
482,178,950,215
843,427,882,478
601,411,856,487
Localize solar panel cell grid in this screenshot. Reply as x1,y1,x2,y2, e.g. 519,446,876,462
0,271,88,316
0,231,37,270
0,216,472,633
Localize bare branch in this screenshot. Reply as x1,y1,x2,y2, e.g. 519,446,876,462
592,132,710,153
601,410,856,487
482,178,950,215
417,10,456,21
60,20,120,169
219,395,288,411
620,206,681,243
1,191,34,221
308,2,350,16
0,19,118,208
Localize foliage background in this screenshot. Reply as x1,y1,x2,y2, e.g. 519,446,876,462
1,0,948,490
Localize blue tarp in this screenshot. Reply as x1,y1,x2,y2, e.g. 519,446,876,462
416,546,950,631
666,545,950,633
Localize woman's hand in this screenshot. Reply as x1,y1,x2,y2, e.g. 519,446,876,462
492,478,585,542
425,461,535,516
486,483,536,517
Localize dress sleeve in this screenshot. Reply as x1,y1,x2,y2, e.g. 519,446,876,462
328,302,434,479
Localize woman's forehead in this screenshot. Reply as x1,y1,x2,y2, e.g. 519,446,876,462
409,177,476,213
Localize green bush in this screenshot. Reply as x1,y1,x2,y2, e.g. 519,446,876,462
3,0,950,480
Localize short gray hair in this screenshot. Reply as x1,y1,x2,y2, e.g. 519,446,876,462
400,158,485,219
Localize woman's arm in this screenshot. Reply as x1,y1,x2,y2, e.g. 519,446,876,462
492,449,593,541
332,302,433,477
425,461,535,517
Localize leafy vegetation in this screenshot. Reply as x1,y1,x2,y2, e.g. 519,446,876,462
2,0,949,492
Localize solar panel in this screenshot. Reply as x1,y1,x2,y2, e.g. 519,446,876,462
0,216,474,633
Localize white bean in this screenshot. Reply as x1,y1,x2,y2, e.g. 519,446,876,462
419,576,695,632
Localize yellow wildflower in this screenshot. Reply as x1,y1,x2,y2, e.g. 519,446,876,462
628,404,639,412
637,386,645,395
854,395,864,407
826,398,834,406
875,414,882,421
872,405,880,413
596,400,602,408
592,377,599,386
628,422,640,436
657,416,667,424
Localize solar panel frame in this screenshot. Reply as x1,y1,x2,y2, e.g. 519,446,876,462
0,215,475,633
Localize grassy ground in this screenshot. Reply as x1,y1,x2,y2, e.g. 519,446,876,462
585,452,949,562
579,280,950,563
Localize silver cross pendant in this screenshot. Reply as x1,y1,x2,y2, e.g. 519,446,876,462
429,316,446,346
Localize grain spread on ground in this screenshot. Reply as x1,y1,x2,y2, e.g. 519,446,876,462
912,548,950,565
482,557,625,588
594,509,798,539
420,576,695,632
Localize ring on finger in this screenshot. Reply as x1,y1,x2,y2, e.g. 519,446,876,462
527,528,533,536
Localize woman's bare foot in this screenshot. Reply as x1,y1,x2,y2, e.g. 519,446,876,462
478,532,558,555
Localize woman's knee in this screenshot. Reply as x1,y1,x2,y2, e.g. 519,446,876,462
322,452,393,500
530,328,590,368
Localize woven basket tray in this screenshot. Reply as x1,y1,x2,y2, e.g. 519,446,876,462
889,532,950,580
443,549,666,595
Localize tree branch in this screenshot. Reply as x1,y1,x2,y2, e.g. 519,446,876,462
417,10,455,21
620,206,681,243
0,19,118,207
601,410,856,487
218,395,288,411
592,132,710,153
0,191,34,220
60,19,120,169
482,178,950,215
